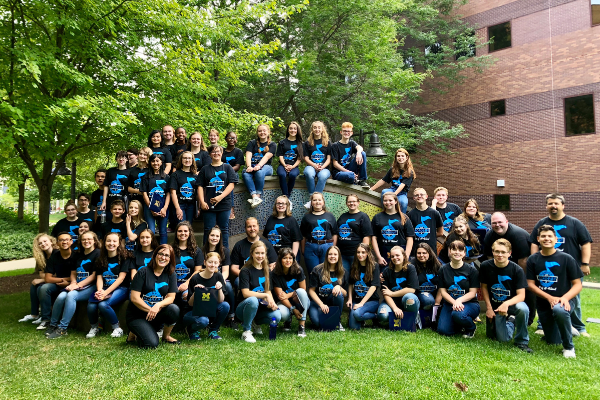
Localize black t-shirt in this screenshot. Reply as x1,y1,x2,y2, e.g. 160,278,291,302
168,170,198,205
467,214,492,232
246,139,277,167
230,238,278,267
98,220,127,240
300,212,338,241
222,147,245,168
303,139,331,166
149,147,173,165
529,215,592,265
440,232,482,263
526,251,583,311
45,250,76,278
382,168,413,194
237,266,270,304
105,167,130,205
212,247,232,275
337,211,373,256
128,167,148,203
73,248,100,283
308,267,348,299
263,215,302,252
381,264,418,306
170,142,188,161
128,267,177,314
95,255,128,289
192,150,211,172
412,260,441,296
276,139,301,166
174,248,205,286
140,173,170,198
407,207,443,256
189,271,227,301
196,164,238,212
78,210,95,225
436,203,463,232
480,259,527,310
124,222,149,252
371,212,415,255
272,269,306,294
51,217,81,242
439,263,479,303
331,140,358,172
128,249,154,271
484,223,531,261
349,264,381,303
91,188,104,213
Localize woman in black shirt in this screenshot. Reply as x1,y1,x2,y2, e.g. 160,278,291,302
147,129,173,174
300,192,338,273
347,244,381,330
171,221,204,305
242,124,276,208
222,131,244,220
276,121,304,199
141,154,170,245
460,198,492,233
440,216,482,263
125,200,148,252
263,195,302,257
337,194,373,273
187,131,211,173
129,228,158,280
169,151,198,224
369,148,415,214
411,243,442,316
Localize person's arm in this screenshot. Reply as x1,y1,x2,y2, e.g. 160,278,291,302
245,151,254,171
45,272,66,285
332,234,337,246
75,271,97,290
221,264,230,281
292,241,300,257
241,288,269,300
321,154,331,169
481,283,495,319
300,238,306,255
130,290,152,313
170,189,183,220
558,279,583,309
517,257,528,271
65,270,79,291
404,237,414,258
394,183,406,196
332,159,350,174
100,186,109,210
230,264,241,279
164,163,172,175
495,288,526,316
125,217,139,242
355,145,364,165
102,272,127,297
371,235,386,266
361,236,370,246
452,287,478,311
369,179,386,192
274,286,294,307
143,192,150,207
436,226,444,238
353,286,377,309
580,242,591,275
382,285,415,298
438,288,455,306
255,151,273,170
212,183,234,207
530,243,539,255
304,155,318,169
383,290,403,318
197,183,209,211
160,192,170,216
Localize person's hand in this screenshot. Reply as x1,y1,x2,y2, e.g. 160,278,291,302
66,282,78,292
356,152,363,165
381,285,393,297
392,306,403,319
194,284,205,289
278,291,287,301
147,304,161,321
345,299,352,309
548,296,560,307
354,173,358,181
210,195,222,205
214,281,223,290
486,308,496,319
178,282,188,292
581,265,591,276
176,208,183,220
32,278,44,286
495,303,509,316
254,164,263,171
320,303,329,314
57,279,69,288
267,294,277,310
196,208,201,217
285,164,292,172
293,308,302,320
353,302,363,311
100,202,106,211
332,285,342,297
126,214,132,225
200,201,209,211
95,289,106,301
246,166,255,173
452,299,464,311
377,256,387,266
151,211,160,217
160,207,168,217
558,297,571,311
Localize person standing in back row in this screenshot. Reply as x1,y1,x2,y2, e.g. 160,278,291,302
407,188,444,257
100,151,130,221
529,194,592,338
431,187,463,233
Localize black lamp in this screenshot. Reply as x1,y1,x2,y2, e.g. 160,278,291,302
53,160,77,200
358,129,387,157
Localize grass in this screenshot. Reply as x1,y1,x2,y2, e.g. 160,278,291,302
0,268,35,278
1,290,599,399
586,267,600,283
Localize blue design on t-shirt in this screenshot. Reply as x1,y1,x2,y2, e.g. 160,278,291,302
476,220,490,232
109,174,127,195
443,211,454,232
554,225,567,249
320,277,338,297
252,277,266,293
175,256,193,284
284,145,297,162
448,276,467,299
466,245,473,257
339,219,355,239
68,225,79,240
311,219,328,240
382,219,399,241
285,279,297,293
310,144,325,164
209,171,226,193
354,272,369,298
251,146,266,165
268,224,284,245
181,177,195,198
491,275,511,301
419,274,437,293
538,261,559,288
143,282,169,306
139,258,152,270
102,263,119,288
110,228,122,234
134,172,146,190
414,216,431,238
226,156,236,164
150,180,166,196
76,259,92,282
340,147,351,167
392,277,406,291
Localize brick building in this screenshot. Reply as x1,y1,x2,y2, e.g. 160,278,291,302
411,0,600,263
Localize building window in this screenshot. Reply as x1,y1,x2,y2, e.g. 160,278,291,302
593,1,600,26
490,100,506,117
488,22,511,52
564,94,596,135
494,194,511,211
455,30,476,60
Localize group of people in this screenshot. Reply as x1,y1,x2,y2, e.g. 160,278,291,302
18,124,592,358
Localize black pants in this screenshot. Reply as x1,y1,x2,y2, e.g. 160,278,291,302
126,304,180,349
525,290,537,326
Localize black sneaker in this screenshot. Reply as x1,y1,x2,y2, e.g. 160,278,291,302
45,325,58,336
47,328,68,339
297,325,306,338
227,318,239,331
283,320,292,332
359,180,370,189
507,315,516,324
516,343,534,353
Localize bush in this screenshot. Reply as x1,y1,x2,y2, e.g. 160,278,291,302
0,205,37,261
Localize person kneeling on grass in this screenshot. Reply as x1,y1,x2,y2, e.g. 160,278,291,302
272,248,310,338
184,252,230,341
126,244,180,348
86,232,130,339
347,244,381,330
235,241,281,343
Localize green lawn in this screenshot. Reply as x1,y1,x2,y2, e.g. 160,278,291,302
586,267,600,283
0,268,35,278
1,291,598,399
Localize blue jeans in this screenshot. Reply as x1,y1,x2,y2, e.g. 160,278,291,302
183,301,230,332
277,165,300,197
333,152,368,183
349,300,380,330
538,300,576,350
308,293,344,328
242,165,273,196
177,202,196,224
144,205,169,244
417,292,436,310
341,255,354,275
303,241,334,273
377,293,420,323
30,283,43,316
203,209,231,249
235,297,282,332
303,166,330,194
51,285,97,330
277,288,310,322
381,189,408,214
225,281,235,318
437,301,480,336
571,278,586,333
487,301,529,345
39,283,62,321
87,287,129,328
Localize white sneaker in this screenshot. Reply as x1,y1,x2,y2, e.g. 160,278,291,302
304,201,311,210
111,327,124,338
571,326,580,337
242,330,256,343
86,327,101,338
32,317,42,325
562,348,576,359
18,315,37,322
252,323,263,335
534,329,544,335
37,321,50,330
156,328,163,338
337,322,345,332
251,197,262,209
247,198,255,205
288,199,293,211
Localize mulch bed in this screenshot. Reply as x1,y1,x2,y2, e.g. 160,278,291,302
0,273,35,295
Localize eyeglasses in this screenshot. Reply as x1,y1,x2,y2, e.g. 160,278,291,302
59,238,72,242
493,250,509,255
413,194,426,198
157,253,170,259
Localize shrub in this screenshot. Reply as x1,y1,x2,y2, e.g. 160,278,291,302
0,205,37,261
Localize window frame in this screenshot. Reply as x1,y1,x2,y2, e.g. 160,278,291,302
564,93,596,136
490,99,506,117
591,0,600,27
488,21,512,53
493,194,511,211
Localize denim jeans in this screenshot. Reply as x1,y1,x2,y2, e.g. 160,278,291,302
176,202,196,225
377,293,420,323
303,241,334,273
39,283,62,321
571,278,586,333
126,303,180,349
51,285,97,330
437,301,480,336
486,301,529,345
242,165,273,196
202,210,231,249
348,300,380,330
225,281,235,318
87,287,129,328
308,293,344,328
303,166,330,194
235,297,282,332
341,255,354,275
29,283,43,316
277,165,300,197
183,301,230,332
381,189,408,214
538,300,576,350
277,288,310,322
144,205,169,244
417,292,436,310
333,152,368,184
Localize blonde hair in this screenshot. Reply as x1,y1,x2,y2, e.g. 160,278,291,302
128,200,146,228
205,251,222,262
138,147,153,168
33,234,57,272
341,122,353,130
389,246,408,272
256,124,272,146
434,187,448,196
315,246,344,284
382,192,407,224
272,195,292,217
307,121,330,147
309,192,328,213
241,241,271,291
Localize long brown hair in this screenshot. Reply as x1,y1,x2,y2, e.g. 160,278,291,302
306,121,330,147
172,221,199,258
241,241,271,291
391,148,416,179
202,225,226,262
413,243,441,275
98,233,129,270
389,246,409,272
148,244,176,275
350,243,376,284
273,247,303,276
286,121,304,159
128,200,146,229
315,246,344,284
187,131,207,151
175,151,198,174
460,199,485,222
382,192,407,224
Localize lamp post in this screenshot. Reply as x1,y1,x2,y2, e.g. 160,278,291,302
358,129,387,157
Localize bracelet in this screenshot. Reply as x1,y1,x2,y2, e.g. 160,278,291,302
581,263,589,266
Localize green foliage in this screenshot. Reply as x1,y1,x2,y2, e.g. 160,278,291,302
0,205,37,261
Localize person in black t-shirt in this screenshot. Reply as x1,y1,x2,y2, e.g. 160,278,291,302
371,192,415,267
460,198,492,232
437,240,480,338
91,169,107,225
129,228,158,280
377,246,420,328
347,244,381,330
272,248,310,337
127,147,151,205
480,239,532,352
171,221,204,306
331,122,369,188
148,129,173,175
126,244,180,348
440,216,482,264
300,192,338,273
98,200,127,240
412,243,443,325
124,200,148,252
162,125,176,158
187,131,211,176
169,151,198,224
527,225,583,358
263,196,302,256
431,187,463,233
51,201,81,244
242,124,277,208
141,154,171,245
302,121,332,206
369,148,415,214
407,188,444,257
231,217,278,280
100,151,130,221
171,127,188,162
76,193,94,227
337,194,373,273
222,131,244,220
276,121,304,199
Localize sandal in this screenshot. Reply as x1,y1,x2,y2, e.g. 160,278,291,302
126,332,137,345
161,337,181,345
229,207,236,220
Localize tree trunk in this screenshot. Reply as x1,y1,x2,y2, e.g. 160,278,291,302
37,181,52,233
17,181,25,219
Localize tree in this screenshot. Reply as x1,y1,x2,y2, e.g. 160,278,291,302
0,0,305,232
